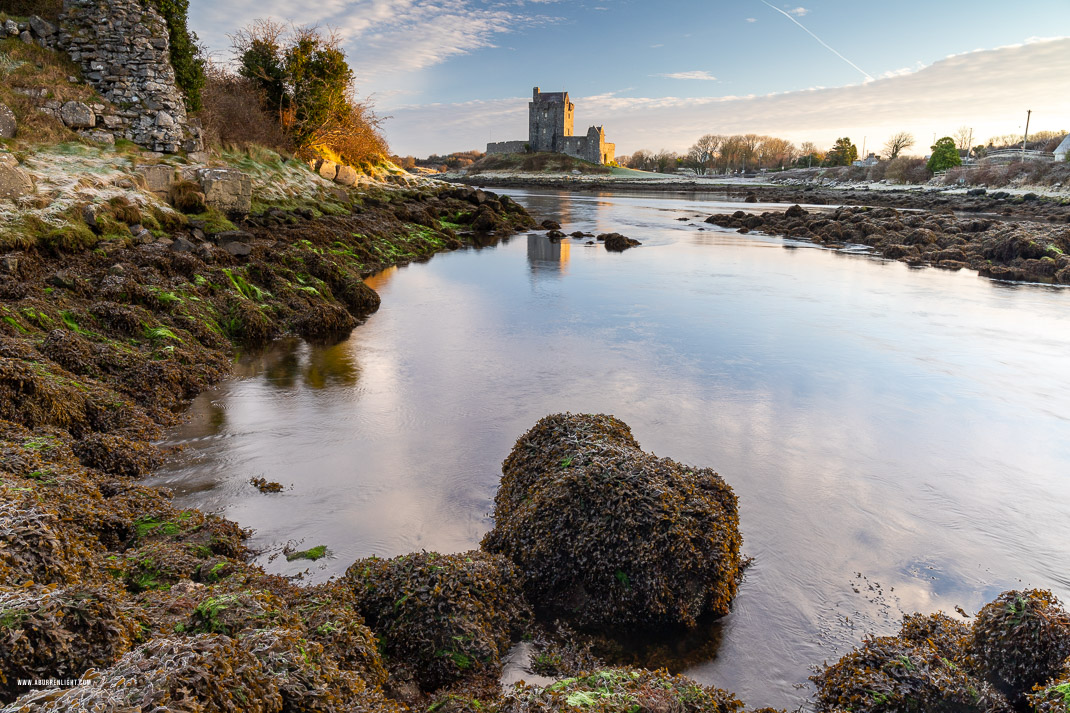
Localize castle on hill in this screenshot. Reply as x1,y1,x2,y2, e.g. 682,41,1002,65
486,87,615,165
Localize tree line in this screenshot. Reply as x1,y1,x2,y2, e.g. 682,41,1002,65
617,126,1067,175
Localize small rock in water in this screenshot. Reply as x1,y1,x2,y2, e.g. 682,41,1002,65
250,477,283,493
600,232,641,252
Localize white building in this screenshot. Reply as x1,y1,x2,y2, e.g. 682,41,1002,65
1055,135,1070,161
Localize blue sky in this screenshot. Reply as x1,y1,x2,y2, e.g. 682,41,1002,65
189,0,1070,156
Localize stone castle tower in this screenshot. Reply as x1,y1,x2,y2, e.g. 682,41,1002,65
487,87,614,165
528,88,574,152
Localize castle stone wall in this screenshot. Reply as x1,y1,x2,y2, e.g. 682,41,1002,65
487,141,528,156
55,0,201,154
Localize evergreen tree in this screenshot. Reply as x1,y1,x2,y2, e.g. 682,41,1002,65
927,137,962,173
825,137,859,166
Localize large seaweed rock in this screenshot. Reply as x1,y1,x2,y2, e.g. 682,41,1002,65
813,633,1010,713
500,668,746,713
966,589,1070,705
481,413,741,629
345,550,531,691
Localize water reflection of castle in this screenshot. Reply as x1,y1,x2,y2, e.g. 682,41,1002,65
527,234,571,275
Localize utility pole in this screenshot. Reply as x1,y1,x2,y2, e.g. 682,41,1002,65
861,136,866,162
966,128,973,164
1021,109,1032,162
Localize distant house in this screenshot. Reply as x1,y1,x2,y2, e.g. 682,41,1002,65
852,153,880,167
486,88,616,165
1055,135,1070,161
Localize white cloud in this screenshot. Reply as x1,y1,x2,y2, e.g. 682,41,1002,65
787,6,809,16
384,38,1070,157
188,0,559,101
657,70,719,81
746,17,758,22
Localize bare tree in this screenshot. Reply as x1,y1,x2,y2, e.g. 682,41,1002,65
741,133,762,170
688,134,723,175
759,136,797,169
883,131,914,159
626,149,655,171
717,135,746,173
883,132,914,159
797,141,823,167
954,126,973,153
654,149,679,173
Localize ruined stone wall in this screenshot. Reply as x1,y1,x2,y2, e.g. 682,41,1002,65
52,0,202,154
486,141,528,155
556,136,592,163
555,129,614,165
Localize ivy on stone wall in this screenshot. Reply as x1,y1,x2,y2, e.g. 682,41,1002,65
142,0,205,112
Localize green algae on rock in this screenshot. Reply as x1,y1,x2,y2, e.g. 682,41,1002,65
481,413,742,630
346,550,532,691
500,668,748,713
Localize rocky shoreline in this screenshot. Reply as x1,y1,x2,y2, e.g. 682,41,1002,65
446,174,1070,223
700,204,1070,285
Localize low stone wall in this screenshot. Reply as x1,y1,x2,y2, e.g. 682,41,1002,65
486,140,528,155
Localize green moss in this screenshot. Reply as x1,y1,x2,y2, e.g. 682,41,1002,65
144,325,182,342
187,209,237,234
193,594,240,633
2,315,28,333
222,268,268,301
134,517,182,540
286,545,328,562
40,221,100,254
0,609,27,630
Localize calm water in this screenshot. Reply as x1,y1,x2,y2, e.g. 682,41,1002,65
151,189,1070,710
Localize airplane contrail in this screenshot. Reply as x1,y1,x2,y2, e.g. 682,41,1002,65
757,0,875,82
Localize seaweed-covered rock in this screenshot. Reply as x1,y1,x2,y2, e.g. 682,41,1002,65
898,611,969,660
111,541,207,593
346,550,531,691
966,589,1070,705
292,301,357,342
599,233,641,252
335,277,381,316
482,413,741,629
1029,659,1070,713
500,668,745,713
0,586,139,703
298,584,389,688
0,499,96,586
812,635,1009,713
189,589,294,637
73,432,162,478
4,634,280,712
